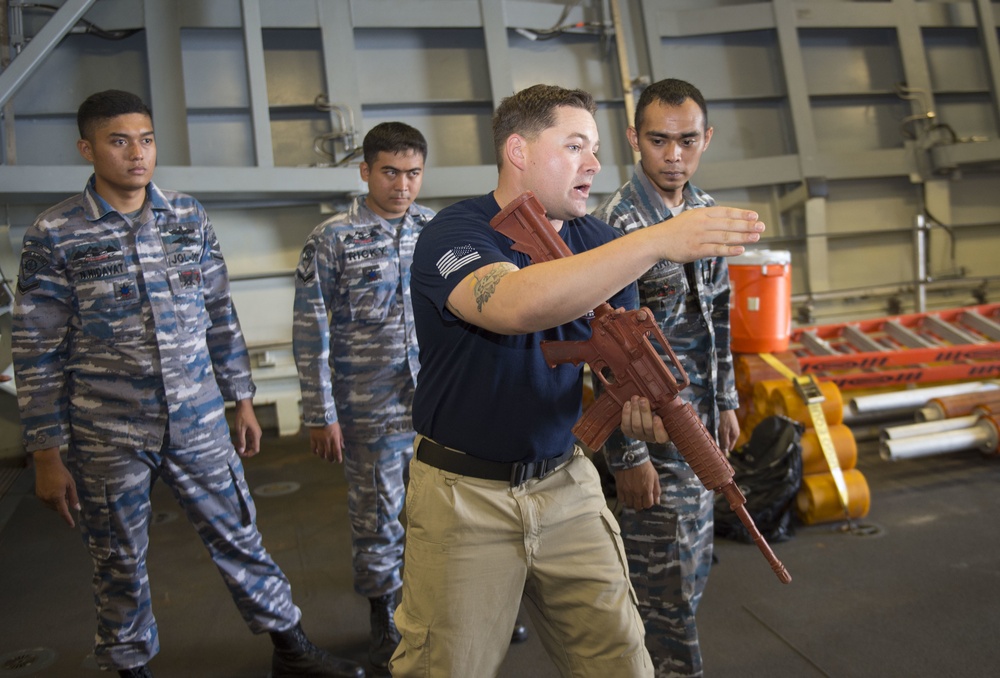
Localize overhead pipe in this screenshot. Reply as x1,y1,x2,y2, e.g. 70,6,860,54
913,214,929,313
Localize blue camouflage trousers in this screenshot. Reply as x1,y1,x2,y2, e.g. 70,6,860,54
342,431,413,598
617,456,714,678
68,434,301,670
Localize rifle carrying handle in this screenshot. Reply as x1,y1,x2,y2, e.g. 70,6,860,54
630,307,690,392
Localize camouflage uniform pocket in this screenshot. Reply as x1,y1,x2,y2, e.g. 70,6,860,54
639,263,686,315
77,473,114,561
167,268,210,331
345,258,399,323
75,277,144,341
224,454,256,529
344,454,381,535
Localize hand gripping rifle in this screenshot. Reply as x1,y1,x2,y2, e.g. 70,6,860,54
490,191,791,584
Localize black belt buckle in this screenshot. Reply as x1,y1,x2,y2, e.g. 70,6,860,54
510,461,533,487
509,451,566,487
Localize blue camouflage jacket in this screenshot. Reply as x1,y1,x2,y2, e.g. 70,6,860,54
12,177,255,453
593,164,739,470
292,195,434,440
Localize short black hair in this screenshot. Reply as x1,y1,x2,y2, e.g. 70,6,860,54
362,122,428,166
77,90,152,141
634,79,708,132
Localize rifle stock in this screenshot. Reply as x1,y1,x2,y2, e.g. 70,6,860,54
490,191,791,584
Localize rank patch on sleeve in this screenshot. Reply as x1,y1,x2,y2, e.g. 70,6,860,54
296,243,317,283
16,249,48,294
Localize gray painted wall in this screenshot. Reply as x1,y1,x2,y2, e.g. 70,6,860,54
1,0,999,451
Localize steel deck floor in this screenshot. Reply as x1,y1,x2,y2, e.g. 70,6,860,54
1,432,998,677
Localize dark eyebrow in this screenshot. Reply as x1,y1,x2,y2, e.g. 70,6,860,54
109,130,155,139
646,130,700,140
380,164,422,173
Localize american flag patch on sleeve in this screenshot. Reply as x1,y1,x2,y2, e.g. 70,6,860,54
436,244,481,279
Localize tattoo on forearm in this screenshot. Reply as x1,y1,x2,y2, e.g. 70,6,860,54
473,266,510,313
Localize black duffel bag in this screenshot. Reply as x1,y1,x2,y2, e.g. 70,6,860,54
714,415,804,544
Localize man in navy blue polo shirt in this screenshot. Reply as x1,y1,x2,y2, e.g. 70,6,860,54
389,84,764,678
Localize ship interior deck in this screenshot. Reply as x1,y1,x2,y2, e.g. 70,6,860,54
1,425,998,678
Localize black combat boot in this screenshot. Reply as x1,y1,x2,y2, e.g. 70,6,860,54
270,623,366,678
118,667,153,678
368,592,401,669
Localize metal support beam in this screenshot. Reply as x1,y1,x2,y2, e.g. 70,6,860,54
973,0,1000,133
1,0,17,164
776,182,810,215
804,196,830,294
798,331,839,356
145,0,190,165
843,326,886,353
962,311,1000,341
241,0,273,167
923,316,981,345
885,320,935,349
318,0,362,157
0,0,95,108
894,0,936,129
609,0,638,164
480,0,513,109
773,0,818,171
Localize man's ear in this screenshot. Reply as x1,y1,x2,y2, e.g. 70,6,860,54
359,161,370,182
703,126,714,151
77,138,94,163
626,126,639,153
505,134,527,171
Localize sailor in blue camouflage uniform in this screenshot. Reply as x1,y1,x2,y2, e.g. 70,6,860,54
12,90,363,678
593,79,740,678
293,122,436,670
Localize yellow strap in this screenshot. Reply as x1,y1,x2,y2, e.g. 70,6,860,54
756,352,797,381
758,353,851,516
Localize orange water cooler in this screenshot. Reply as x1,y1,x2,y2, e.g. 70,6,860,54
729,249,792,353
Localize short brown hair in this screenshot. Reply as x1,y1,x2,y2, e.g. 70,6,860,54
492,84,597,169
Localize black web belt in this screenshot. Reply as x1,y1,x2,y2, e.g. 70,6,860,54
416,437,575,488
